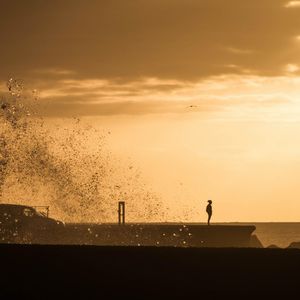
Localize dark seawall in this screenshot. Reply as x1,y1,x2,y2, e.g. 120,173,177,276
56,223,258,247
1,244,300,298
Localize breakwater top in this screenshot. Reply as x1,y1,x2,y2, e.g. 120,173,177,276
57,223,257,247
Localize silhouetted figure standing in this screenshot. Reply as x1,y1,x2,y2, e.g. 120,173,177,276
206,200,212,225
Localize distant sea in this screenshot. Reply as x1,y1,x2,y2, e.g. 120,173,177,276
223,223,300,248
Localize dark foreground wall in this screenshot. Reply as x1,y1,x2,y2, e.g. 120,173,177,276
1,244,300,298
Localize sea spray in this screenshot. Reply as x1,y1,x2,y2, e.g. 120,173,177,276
0,79,165,222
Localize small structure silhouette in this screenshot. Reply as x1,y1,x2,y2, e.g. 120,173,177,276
118,201,125,225
206,200,212,225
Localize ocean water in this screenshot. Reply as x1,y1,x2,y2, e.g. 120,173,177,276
233,223,300,248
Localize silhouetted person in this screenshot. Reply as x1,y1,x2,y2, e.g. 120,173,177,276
206,200,212,225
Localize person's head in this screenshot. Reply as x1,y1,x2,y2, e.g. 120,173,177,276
208,200,212,204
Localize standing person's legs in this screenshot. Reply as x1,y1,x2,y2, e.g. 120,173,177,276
208,214,211,225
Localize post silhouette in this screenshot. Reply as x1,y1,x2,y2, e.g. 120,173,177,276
118,201,125,225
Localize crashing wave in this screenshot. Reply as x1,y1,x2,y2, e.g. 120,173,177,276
0,79,165,223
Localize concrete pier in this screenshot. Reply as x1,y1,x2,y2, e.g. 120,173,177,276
57,223,257,247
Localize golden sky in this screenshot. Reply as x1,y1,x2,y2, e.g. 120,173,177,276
2,1,300,221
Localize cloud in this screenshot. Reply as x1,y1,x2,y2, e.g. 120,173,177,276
1,1,300,81
285,64,300,73
24,74,297,117
285,1,300,7
0,82,6,92
226,47,254,55
33,68,77,76
38,100,207,117
39,78,186,101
